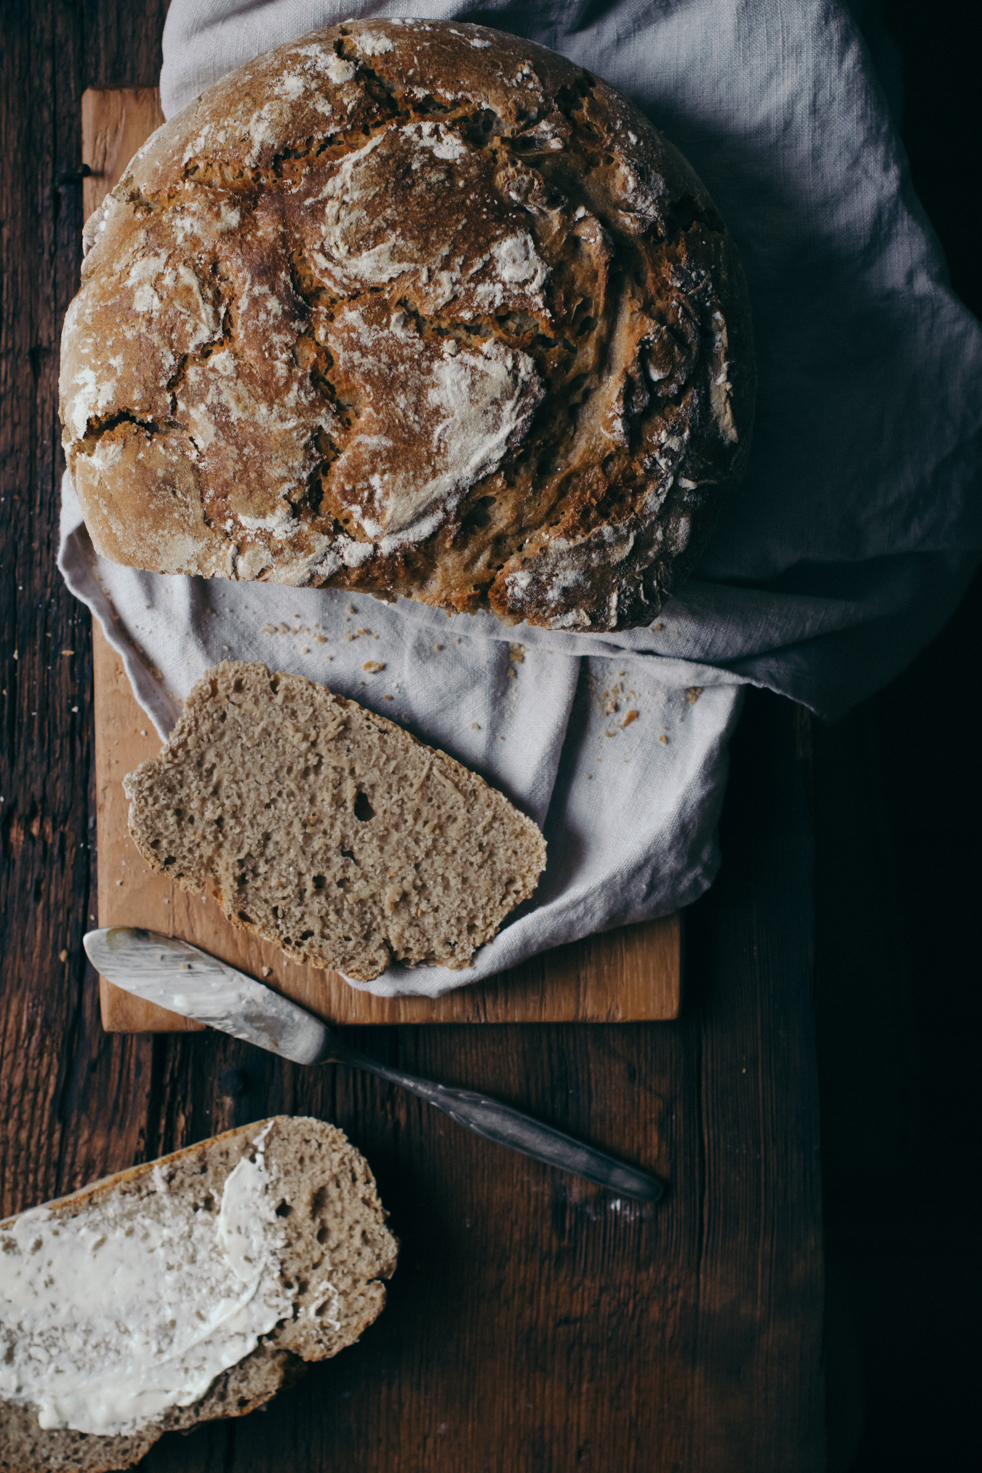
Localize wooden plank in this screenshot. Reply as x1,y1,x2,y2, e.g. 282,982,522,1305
81,85,163,220
83,87,680,1030
0,0,102,1219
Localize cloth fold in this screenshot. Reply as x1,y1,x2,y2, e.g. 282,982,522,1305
59,0,982,996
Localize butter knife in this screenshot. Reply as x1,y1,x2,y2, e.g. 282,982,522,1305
84,927,664,1204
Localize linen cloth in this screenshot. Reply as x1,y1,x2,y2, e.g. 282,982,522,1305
59,0,982,996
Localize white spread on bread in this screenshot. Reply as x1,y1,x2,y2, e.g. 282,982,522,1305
0,1125,289,1436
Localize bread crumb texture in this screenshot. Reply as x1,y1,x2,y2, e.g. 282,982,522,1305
60,19,753,632
123,661,546,979
0,1117,397,1473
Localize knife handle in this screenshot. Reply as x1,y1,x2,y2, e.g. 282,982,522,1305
333,1045,663,1203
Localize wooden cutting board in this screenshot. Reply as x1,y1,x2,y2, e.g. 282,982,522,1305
84,87,681,1031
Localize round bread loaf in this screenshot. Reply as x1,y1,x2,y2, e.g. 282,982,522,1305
60,18,754,632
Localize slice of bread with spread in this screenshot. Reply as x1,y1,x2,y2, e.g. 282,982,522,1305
123,661,547,981
0,1117,397,1473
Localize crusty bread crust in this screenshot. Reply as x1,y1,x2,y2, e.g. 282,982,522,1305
0,1117,397,1473
60,18,754,632
123,661,547,980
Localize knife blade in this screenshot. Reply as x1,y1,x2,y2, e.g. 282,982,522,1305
84,926,331,1065
84,926,664,1203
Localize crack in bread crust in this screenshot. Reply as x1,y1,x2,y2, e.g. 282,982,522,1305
60,18,754,629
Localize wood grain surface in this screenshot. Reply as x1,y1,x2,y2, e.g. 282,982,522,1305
81,84,164,219
82,85,681,1032
0,7,834,1470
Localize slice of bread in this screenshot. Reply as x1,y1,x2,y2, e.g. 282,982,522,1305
0,1117,397,1473
123,661,547,981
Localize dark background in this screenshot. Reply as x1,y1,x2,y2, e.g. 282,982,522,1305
816,3,981,1469
0,3,979,1470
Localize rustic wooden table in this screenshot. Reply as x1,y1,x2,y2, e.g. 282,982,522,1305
2,4,977,1471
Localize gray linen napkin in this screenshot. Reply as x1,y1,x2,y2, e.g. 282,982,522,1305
59,0,982,996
